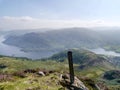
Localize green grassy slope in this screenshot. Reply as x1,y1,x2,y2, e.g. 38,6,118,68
0,56,69,74
0,49,119,90
49,49,114,70
0,56,69,90
0,73,62,90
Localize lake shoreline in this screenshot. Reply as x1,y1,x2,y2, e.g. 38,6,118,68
1,35,120,59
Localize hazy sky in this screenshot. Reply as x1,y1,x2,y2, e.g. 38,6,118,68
0,0,120,30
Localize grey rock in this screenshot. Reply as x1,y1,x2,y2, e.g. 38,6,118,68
60,74,89,90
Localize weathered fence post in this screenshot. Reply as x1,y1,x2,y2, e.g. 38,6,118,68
67,51,74,84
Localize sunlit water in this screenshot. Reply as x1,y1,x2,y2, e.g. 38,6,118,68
89,48,120,56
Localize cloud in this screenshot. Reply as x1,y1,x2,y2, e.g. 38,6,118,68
0,16,120,30
2,16,35,21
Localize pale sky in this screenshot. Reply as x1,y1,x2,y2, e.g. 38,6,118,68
0,0,120,30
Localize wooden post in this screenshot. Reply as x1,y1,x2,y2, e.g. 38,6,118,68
67,51,74,84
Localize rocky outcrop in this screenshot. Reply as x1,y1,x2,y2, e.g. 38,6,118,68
96,83,109,90
37,71,45,76
59,74,89,90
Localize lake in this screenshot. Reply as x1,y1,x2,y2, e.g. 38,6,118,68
89,48,120,56
0,35,55,59
1,35,120,59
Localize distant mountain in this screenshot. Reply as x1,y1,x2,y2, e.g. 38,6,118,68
3,27,120,53
3,28,104,52
4,32,52,52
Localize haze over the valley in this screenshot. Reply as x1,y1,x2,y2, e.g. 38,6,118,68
1,0,120,59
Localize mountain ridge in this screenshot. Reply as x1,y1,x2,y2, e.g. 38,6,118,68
48,49,114,70
3,28,104,52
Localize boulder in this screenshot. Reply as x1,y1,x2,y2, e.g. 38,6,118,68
59,74,89,90
37,71,45,76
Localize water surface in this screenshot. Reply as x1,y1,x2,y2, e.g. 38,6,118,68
1,35,120,59
89,48,120,56
0,35,54,59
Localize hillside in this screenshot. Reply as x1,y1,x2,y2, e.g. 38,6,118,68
0,49,118,90
0,55,109,90
49,49,114,70
3,28,104,52
0,55,101,90
4,28,120,54
0,56,69,90
103,70,120,80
